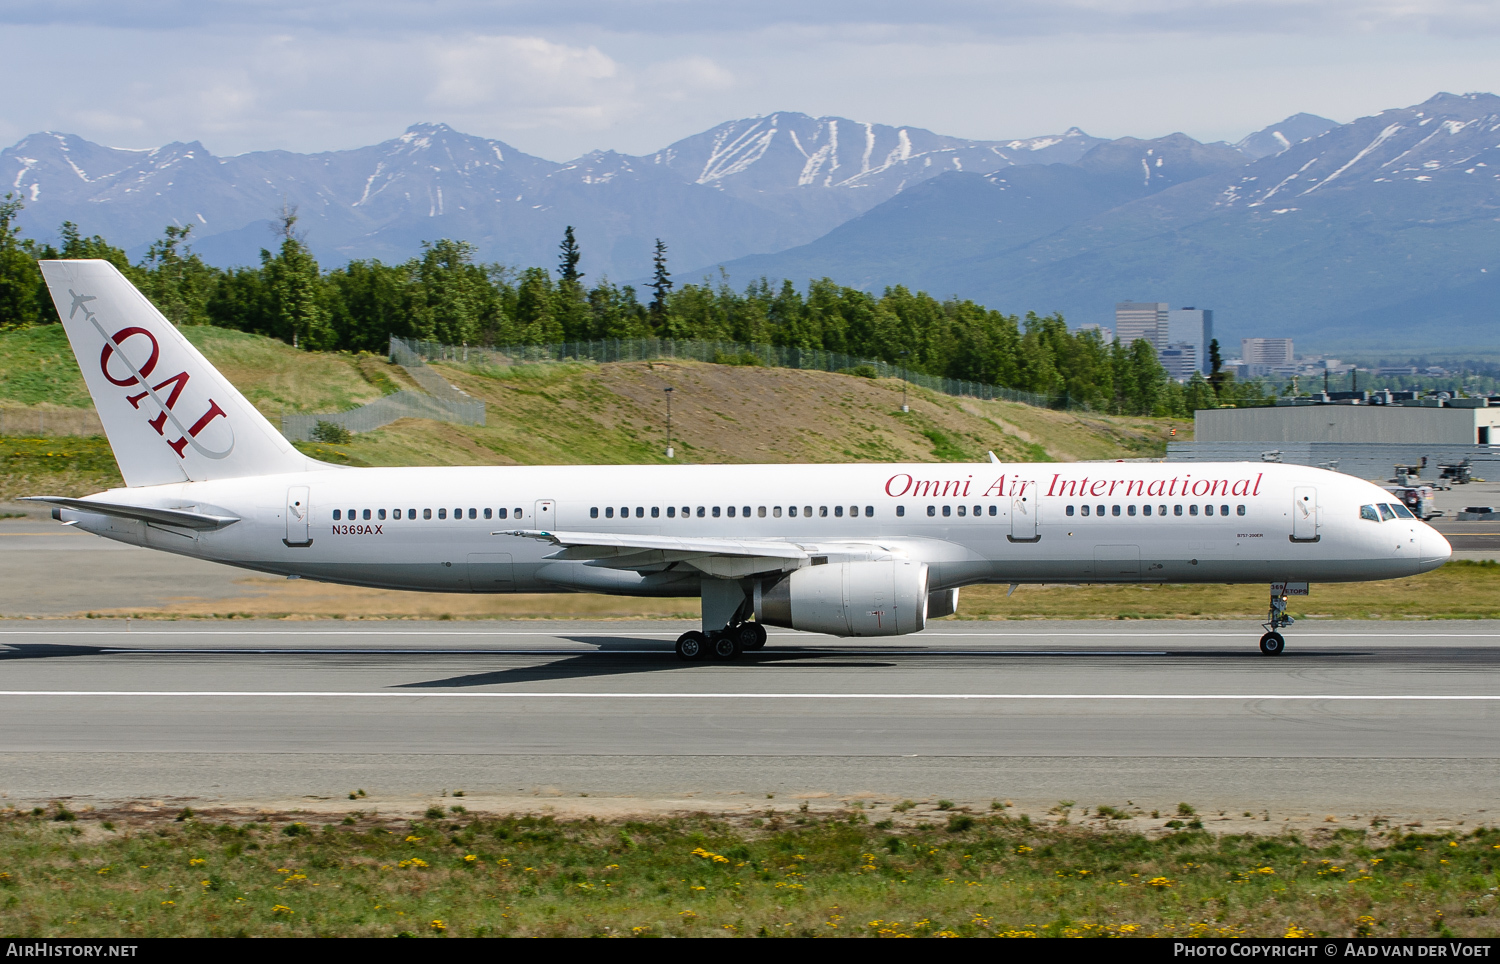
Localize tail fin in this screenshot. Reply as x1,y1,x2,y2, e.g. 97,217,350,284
38,259,315,487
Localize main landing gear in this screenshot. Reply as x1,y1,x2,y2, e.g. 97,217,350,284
1259,589,1295,656
675,622,767,662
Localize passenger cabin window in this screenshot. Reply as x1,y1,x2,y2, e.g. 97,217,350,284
652,507,660,518
483,508,491,520
942,505,951,517
1188,505,1198,517
1143,505,1152,516
743,506,752,517
925,506,934,517
713,507,721,518
896,506,906,517
438,508,447,520
772,507,781,518
423,509,432,520
496,509,507,520
1237,505,1247,516
988,505,997,516
804,506,813,517
513,509,522,519
1360,504,1381,522
728,506,737,518
957,506,966,517
378,509,386,520
819,506,828,517
332,510,341,520
1205,505,1214,516
1066,505,1075,517
591,507,599,518
1111,505,1121,517
788,506,796,517
697,507,706,518
605,507,614,518
667,507,676,518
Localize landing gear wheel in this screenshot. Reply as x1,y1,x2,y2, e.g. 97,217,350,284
710,632,741,660
736,622,767,651
1259,631,1285,656
675,631,709,661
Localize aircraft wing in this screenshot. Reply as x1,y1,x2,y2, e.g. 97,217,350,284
21,496,241,531
497,528,809,578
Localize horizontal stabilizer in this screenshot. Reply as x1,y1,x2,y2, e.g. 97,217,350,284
22,496,240,531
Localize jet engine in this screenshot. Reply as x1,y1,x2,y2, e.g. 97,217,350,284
759,561,929,636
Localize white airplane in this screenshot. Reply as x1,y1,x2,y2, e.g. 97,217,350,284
26,260,1451,659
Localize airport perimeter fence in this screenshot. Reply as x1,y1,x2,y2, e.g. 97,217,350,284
280,391,485,443
389,335,1060,409
0,408,105,437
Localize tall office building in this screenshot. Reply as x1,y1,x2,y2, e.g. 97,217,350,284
1168,307,1214,374
1115,302,1169,351
1241,338,1294,367
1159,344,1199,381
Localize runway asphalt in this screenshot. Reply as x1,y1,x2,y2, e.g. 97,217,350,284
2,618,1499,822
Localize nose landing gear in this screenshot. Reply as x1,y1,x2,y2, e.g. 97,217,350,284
1259,589,1295,656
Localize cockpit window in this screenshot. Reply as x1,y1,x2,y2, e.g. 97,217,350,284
1378,504,1397,521
1388,503,1416,520
1359,505,1380,522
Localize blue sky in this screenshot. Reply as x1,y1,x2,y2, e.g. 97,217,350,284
2,1,1497,158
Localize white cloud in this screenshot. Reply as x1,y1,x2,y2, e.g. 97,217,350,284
0,5,1496,160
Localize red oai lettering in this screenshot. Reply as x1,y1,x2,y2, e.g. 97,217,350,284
100,327,160,387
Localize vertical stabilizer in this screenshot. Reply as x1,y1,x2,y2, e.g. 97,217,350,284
38,259,315,486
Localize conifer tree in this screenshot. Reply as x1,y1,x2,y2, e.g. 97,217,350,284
558,226,583,284
647,239,672,331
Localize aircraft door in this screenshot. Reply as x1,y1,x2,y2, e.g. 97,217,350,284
285,486,312,547
533,500,556,530
1292,486,1319,542
1009,482,1039,542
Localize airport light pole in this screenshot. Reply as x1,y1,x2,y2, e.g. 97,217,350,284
664,386,674,459
899,350,910,413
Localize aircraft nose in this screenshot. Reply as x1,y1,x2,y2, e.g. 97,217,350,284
1419,525,1452,571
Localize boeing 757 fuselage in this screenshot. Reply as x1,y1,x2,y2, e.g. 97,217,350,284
26,261,1451,659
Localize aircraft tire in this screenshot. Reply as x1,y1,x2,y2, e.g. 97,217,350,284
1259,631,1285,656
710,632,741,660
737,623,767,651
676,631,709,661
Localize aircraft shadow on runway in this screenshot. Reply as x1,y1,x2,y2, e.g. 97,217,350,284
393,644,898,689
0,643,113,662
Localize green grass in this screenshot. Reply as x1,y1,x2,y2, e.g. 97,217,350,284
0,325,94,408
3,805,1496,937
0,435,123,499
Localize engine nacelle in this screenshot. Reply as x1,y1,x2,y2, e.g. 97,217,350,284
759,561,929,637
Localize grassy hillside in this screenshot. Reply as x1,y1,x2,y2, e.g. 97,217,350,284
0,324,1187,501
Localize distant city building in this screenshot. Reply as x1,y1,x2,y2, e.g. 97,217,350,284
1241,337,1294,367
1168,308,1214,374
1160,343,1199,381
1115,302,1169,351
1076,323,1113,342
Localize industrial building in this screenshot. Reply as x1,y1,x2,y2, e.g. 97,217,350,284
1169,394,1500,480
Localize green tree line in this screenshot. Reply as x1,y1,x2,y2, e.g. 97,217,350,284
0,195,1269,416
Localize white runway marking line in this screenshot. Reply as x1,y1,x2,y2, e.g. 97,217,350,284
4,630,1500,639
2,691,1498,701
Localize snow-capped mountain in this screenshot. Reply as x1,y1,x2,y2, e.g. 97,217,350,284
1,116,1105,279
713,93,1500,349
1233,113,1339,160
